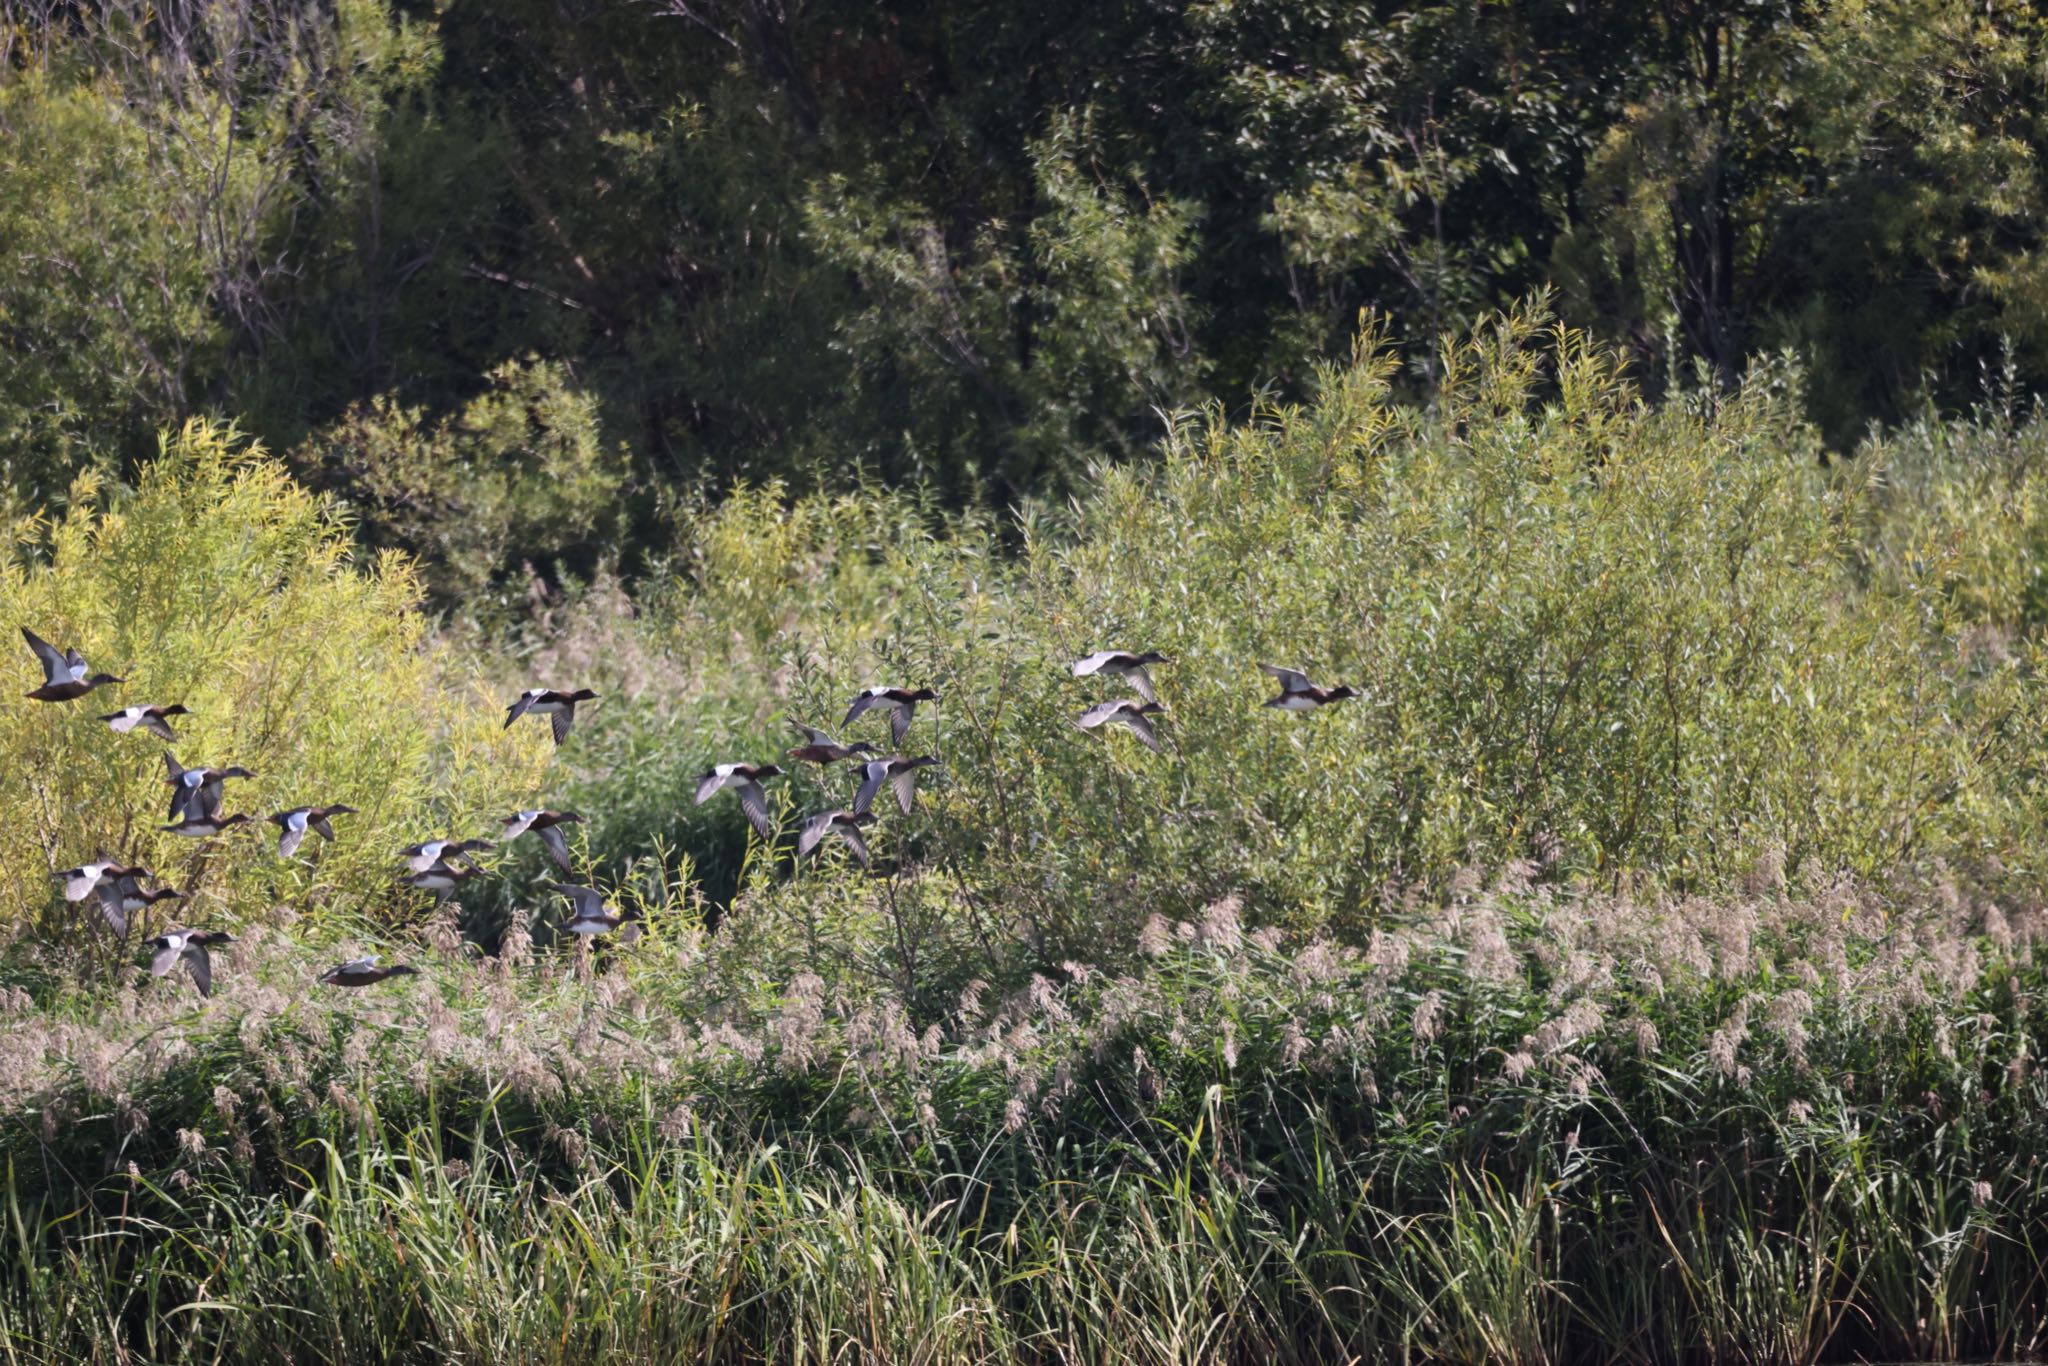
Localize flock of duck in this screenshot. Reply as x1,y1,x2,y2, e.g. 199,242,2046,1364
23,627,1359,999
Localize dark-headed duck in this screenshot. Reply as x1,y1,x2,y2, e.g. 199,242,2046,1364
1259,664,1360,712
98,704,190,741
785,720,879,766
504,688,600,745
843,687,938,747
20,627,123,702
1077,698,1167,752
797,809,876,867
319,956,418,988
163,753,256,823
500,810,583,873
269,804,357,859
694,763,783,838
852,755,941,817
1071,650,1170,705
97,874,182,937
149,928,231,997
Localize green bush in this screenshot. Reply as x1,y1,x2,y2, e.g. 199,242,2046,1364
0,421,547,960
516,311,2046,987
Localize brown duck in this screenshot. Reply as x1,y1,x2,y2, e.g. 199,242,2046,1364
20,627,123,702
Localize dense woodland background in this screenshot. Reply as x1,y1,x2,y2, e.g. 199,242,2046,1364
7,0,2048,603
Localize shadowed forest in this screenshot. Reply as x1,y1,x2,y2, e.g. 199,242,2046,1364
6,2,2048,1362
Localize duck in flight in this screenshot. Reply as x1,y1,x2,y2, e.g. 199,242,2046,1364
97,704,190,741
1077,698,1167,751
784,720,878,767
53,857,147,903
500,810,583,873
403,861,485,901
163,753,256,824
1071,650,1169,705
97,873,182,937
19,627,123,702
797,809,875,868
504,687,600,745
548,882,633,939
161,811,253,838
852,755,940,816
1259,664,1360,711
319,956,418,988
694,763,783,838
268,804,357,859
398,838,493,874
148,928,232,997
843,686,938,747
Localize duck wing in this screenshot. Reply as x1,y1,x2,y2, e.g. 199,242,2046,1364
1077,700,1125,731
550,705,575,745
842,692,879,728
20,628,67,686
733,780,775,838
836,823,872,868
183,944,215,997
150,940,185,978
797,813,834,857
536,823,574,873
693,769,730,805
788,719,836,747
1259,663,1314,694
95,882,129,937
139,710,179,741
1118,710,1163,752
277,823,306,859
852,763,888,816
503,693,536,729
1072,651,1122,678
888,702,913,747
1125,665,1160,705
891,766,923,815
548,882,603,919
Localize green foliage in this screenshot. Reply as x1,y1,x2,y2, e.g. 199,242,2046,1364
527,314,2045,987
295,357,629,605
0,420,547,956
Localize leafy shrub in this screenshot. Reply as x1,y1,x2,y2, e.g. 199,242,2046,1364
295,357,629,607
509,310,2047,987
0,421,547,961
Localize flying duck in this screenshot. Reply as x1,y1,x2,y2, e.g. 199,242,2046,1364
1259,664,1360,711
784,720,879,766
19,627,123,702
547,882,629,937
319,956,419,988
268,804,357,859
161,812,253,838
843,686,938,747
97,874,182,937
852,755,941,816
1077,698,1167,752
97,704,190,741
148,928,231,997
403,862,485,900
797,809,876,867
1071,650,1170,705
163,753,256,823
694,763,783,838
500,810,583,873
504,687,600,745
54,857,146,903
398,838,493,874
